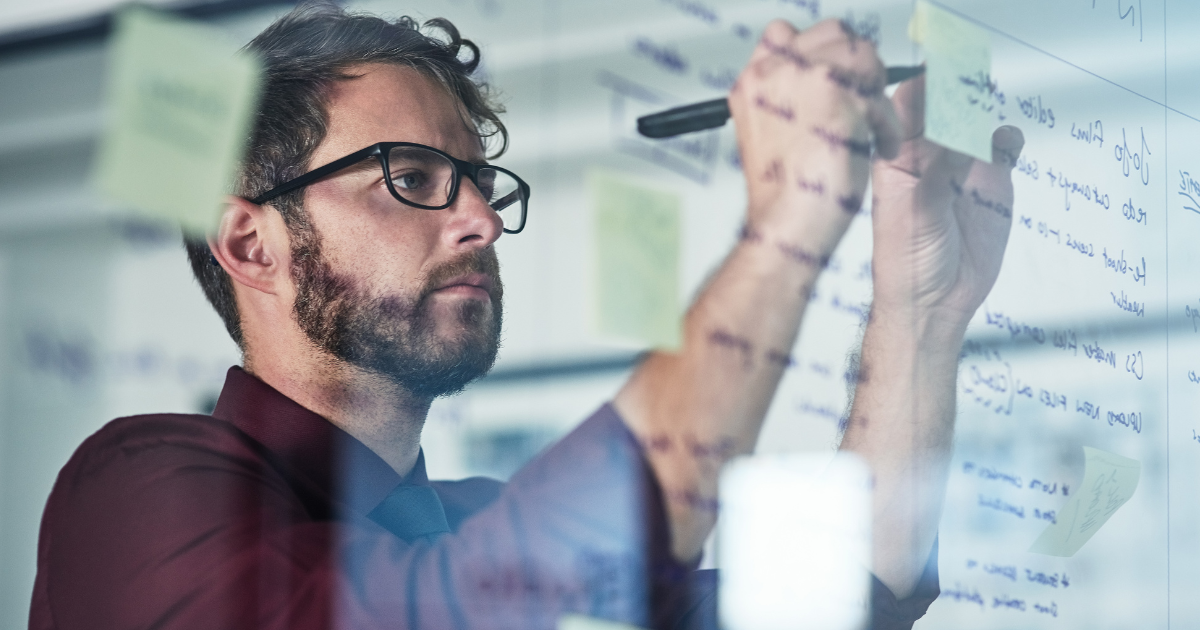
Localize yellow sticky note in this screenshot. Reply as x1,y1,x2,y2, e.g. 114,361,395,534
1029,446,1141,557
591,172,682,350
93,7,262,234
558,614,648,630
912,1,993,163
907,1,929,43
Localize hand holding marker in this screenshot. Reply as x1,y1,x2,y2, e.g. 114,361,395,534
636,65,925,138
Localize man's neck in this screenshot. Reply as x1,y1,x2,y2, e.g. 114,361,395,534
244,345,431,478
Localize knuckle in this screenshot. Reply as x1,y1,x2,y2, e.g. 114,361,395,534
865,55,885,77
747,57,773,81
809,18,843,36
762,19,798,40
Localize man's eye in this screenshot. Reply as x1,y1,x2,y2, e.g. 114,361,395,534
391,171,427,190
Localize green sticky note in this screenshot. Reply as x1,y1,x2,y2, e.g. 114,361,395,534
591,172,681,350
912,1,993,163
558,614,649,630
1028,446,1141,557
93,7,262,234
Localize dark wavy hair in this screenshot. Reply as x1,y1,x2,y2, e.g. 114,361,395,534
184,1,507,350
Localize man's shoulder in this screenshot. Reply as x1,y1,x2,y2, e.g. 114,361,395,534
61,412,265,482
82,411,255,451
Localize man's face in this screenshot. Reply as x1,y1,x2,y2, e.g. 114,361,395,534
288,64,505,398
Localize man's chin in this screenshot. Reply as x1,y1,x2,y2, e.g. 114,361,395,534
376,335,499,399
417,310,501,374
426,291,495,322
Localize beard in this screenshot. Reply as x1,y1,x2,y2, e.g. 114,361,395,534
289,230,503,400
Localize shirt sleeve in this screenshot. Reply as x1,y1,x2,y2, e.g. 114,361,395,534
867,539,941,630
35,405,693,630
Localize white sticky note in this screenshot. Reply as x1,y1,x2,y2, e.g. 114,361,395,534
590,172,682,350
911,1,994,163
1029,446,1141,557
719,453,872,630
93,7,262,234
557,614,648,630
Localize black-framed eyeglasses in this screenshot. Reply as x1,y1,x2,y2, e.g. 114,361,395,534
248,142,530,234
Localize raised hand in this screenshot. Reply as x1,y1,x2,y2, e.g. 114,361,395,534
615,19,907,562
870,75,1025,327
839,76,1025,598
730,19,901,255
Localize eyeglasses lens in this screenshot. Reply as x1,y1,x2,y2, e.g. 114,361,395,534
387,146,455,207
477,167,525,232
386,146,526,233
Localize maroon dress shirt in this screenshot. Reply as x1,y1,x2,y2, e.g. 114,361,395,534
30,367,939,629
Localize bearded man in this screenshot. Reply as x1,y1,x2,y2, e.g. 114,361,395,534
30,3,1023,629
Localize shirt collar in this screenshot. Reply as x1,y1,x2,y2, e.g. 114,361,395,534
211,366,428,516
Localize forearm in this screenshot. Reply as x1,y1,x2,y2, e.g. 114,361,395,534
839,306,967,598
612,18,901,563
614,223,826,561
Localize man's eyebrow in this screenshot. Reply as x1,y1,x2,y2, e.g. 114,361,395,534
330,158,380,178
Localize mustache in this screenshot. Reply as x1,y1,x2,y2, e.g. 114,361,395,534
417,248,503,303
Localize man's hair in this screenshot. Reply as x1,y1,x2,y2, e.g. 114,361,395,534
184,1,507,349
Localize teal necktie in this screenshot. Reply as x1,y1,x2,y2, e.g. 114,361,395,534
368,484,451,542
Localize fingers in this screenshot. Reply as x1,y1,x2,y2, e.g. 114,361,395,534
806,21,888,97
890,76,1023,170
746,19,887,96
916,140,974,212
761,18,800,46
797,22,902,161
873,73,938,179
867,96,903,160
890,72,926,142
880,75,1021,181
733,17,905,238
740,19,800,76
964,125,1024,201
955,125,1024,222
739,18,894,154
990,125,1025,169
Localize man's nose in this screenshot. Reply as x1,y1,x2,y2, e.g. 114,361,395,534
443,177,504,249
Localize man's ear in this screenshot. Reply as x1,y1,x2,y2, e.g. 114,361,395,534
209,196,290,295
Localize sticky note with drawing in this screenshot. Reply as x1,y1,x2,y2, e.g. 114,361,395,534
910,1,994,163
591,171,682,350
93,7,262,234
1029,446,1141,557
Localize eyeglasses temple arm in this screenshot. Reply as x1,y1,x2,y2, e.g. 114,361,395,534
247,145,382,205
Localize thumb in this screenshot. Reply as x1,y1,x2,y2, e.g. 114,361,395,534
990,125,1025,169
890,71,926,142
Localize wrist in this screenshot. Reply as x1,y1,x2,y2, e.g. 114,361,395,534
748,190,857,253
866,303,970,354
